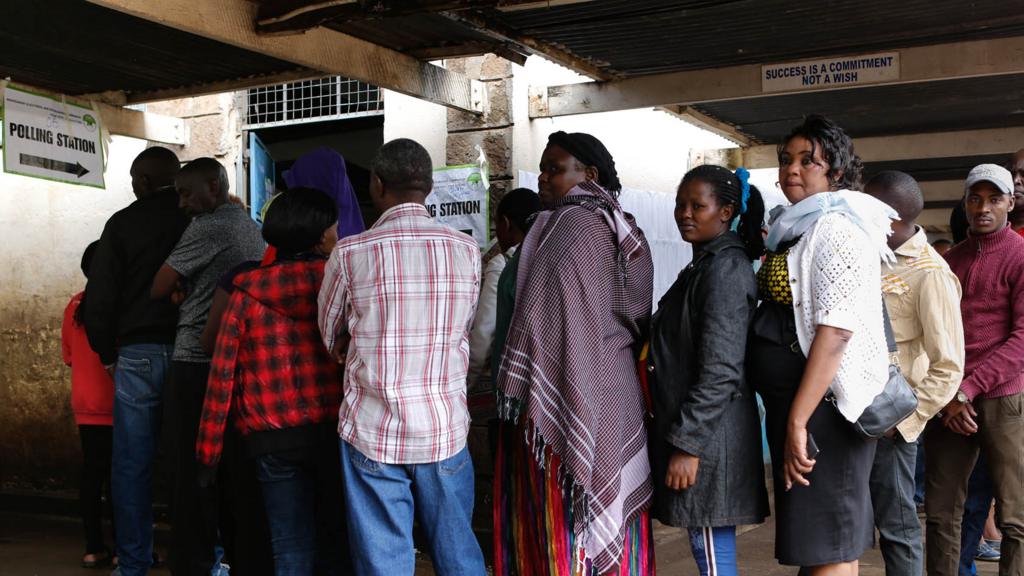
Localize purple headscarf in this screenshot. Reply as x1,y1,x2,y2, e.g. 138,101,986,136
283,147,366,239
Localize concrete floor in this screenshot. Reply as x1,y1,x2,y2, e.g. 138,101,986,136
0,510,1000,575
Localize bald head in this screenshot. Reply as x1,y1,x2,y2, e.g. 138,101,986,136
865,170,924,223
175,157,230,216
130,146,180,198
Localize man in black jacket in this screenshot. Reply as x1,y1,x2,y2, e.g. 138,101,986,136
84,146,188,576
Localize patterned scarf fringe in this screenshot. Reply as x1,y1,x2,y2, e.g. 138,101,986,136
493,420,655,576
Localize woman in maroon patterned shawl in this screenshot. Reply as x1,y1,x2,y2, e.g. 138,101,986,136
494,131,655,575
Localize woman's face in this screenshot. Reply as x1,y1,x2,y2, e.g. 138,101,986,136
778,136,836,203
537,144,593,209
674,179,733,246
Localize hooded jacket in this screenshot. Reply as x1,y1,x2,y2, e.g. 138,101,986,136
196,257,342,468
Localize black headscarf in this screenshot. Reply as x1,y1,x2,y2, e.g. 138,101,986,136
547,131,622,193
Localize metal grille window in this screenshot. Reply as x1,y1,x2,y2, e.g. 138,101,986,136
245,77,383,128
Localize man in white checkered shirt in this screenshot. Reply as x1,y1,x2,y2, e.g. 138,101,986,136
318,138,485,575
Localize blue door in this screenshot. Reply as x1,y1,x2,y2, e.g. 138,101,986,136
248,132,275,225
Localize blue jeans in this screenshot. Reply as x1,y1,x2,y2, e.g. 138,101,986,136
959,455,995,576
339,441,485,576
111,344,172,576
914,437,926,506
870,434,923,576
688,526,737,576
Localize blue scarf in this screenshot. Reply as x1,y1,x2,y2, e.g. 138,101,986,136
766,190,897,263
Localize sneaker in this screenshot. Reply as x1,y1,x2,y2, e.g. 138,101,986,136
976,540,1001,562
985,539,1002,552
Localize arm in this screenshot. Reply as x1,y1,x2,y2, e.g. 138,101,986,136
200,287,232,355
466,254,503,389
667,255,753,458
61,298,76,366
959,263,1024,400
318,248,349,354
897,270,965,438
785,326,851,489
195,291,245,469
83,222,122,365
150,263,181,300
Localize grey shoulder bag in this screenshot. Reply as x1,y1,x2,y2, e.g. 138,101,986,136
847,301,919,439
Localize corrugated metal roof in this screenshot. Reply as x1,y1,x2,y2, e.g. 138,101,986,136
0,0,304,97
490,0,1024,77
692,74,1024,143
328,14,501,54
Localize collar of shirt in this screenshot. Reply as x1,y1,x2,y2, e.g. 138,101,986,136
894,226,929,259
505,244,519,258
372,203,431,228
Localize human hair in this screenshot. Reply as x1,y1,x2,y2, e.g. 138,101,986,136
261,187,339,254
680,164,765,260
546,131,622,194
932,238,953,248
371,138,433,195
497,188,542,233
864,170,923,222
178,157,229,196
779,114,863,191
75,241,100,325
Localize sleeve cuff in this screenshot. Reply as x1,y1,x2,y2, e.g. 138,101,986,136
666,428,704,459
960,381,981,402
814,309,858,333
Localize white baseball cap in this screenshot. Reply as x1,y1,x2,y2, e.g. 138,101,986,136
965,164,1013,196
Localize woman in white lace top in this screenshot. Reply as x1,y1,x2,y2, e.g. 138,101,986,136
748,115,895,575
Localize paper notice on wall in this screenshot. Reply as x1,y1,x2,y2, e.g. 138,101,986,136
2,85,105,188
429,164,490,249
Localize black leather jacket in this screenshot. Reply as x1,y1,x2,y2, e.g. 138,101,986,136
648,232,769,527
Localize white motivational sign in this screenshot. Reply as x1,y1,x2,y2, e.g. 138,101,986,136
2,85,105,188
429,164,489,249
762,52,900,93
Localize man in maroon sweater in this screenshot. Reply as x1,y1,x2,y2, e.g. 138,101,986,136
926,163,1024,576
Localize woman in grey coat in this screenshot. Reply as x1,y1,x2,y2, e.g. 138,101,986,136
647,165,770,575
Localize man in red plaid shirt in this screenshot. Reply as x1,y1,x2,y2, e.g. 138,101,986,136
318,139,485,575
196,187,351,574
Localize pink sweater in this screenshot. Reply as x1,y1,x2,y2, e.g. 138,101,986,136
944,226,1024,401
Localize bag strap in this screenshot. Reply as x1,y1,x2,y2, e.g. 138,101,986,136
881,298,898,356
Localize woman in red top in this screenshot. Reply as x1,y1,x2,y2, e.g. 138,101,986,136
196,187,349,575
61,241,116,568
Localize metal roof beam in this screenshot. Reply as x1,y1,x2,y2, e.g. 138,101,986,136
530,36,1024,118
87,0,485,114
694,126,1024,170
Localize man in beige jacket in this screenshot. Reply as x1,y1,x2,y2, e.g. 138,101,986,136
866,170,965,576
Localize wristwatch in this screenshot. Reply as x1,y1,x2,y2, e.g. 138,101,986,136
956,390,969,404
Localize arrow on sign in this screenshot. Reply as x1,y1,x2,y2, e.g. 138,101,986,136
19,153,90,178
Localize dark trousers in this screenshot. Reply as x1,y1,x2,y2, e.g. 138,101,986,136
222,427,274,576
869,434,923,576
79,424,114,554
959,455,995,576
256,432,351,576
168,361,219,576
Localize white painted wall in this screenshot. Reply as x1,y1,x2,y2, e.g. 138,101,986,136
382,89,448,169
513,56,738,195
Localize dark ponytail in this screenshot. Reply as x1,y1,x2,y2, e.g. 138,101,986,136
74,241,99,326
680,164,765,261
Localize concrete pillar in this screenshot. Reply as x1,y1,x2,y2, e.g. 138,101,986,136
445,54,515,561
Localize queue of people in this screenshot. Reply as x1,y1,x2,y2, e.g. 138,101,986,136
59,112,1024,576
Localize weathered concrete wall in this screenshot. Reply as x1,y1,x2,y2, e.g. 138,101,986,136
0,136,145,490
0,94,239,490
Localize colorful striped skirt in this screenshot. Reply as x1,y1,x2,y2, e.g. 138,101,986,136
493,420,655,576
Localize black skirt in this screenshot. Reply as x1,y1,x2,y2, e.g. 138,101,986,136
748,301,876,567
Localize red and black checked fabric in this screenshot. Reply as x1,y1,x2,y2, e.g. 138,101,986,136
196,258,342,468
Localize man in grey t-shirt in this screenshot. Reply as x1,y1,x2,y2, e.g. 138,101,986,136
151,157,265,576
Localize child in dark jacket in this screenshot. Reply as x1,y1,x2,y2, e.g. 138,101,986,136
62,241,116,568
196,187,349,575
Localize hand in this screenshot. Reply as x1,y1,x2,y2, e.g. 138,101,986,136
331,334,351,365
665,450,700,491
784,423,816,490
170,279,187,305
104,363,116,378
945,402,979,435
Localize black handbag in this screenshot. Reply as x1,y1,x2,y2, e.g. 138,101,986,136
843,301,919,439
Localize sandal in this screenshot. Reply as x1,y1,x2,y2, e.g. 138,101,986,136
82,549,113,569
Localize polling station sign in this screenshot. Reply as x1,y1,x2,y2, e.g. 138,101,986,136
429,164,489,249
2,85,105,188
762,52,900,94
